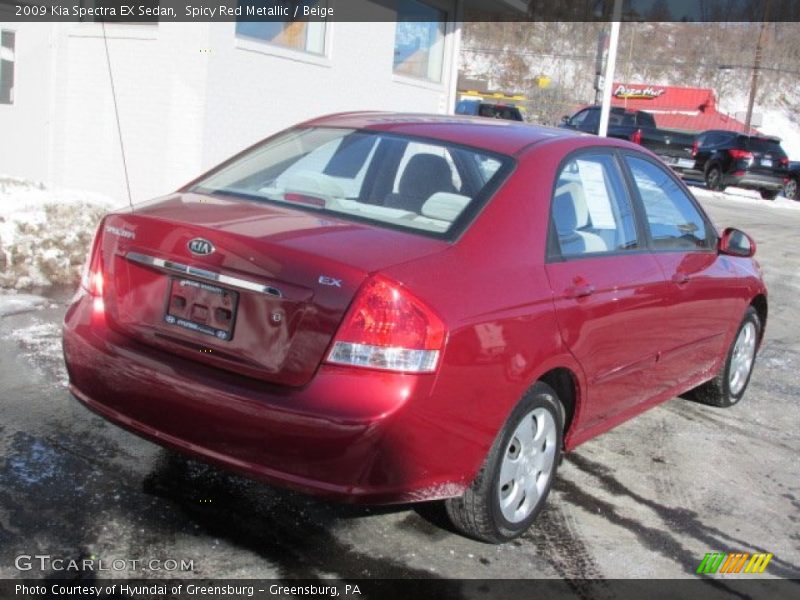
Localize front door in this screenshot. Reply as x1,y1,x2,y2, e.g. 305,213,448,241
621,154,741,389
544,151,670,430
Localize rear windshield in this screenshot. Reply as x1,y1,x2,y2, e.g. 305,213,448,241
478,105,523,121
191,127,513,239
738,136,786,155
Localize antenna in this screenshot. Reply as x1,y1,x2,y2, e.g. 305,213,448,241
101,21,135,213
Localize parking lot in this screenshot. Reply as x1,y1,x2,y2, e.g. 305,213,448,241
0,186,798,582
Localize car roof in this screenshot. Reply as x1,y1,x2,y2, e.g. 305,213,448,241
702,129,781,142
300,111,579,156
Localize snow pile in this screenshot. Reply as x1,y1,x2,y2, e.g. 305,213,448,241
7,319,68,384
0,292,49,317
0,176,119,289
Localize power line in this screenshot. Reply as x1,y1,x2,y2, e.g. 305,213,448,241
102,21,134,213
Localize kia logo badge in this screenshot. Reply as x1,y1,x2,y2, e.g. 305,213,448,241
188,238,215,256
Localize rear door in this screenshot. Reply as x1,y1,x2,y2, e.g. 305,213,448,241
691,131,723,176
621,153,740,389
544,150,670,428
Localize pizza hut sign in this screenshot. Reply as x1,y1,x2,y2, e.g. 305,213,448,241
613,85,666,100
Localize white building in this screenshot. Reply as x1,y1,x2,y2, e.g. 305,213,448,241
0,1,514,202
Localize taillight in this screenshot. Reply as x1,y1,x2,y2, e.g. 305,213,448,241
629,129,642,145
691,141,699,157
80,221,106,313
779,157,789,167
326,276,445,373
728,149,753,160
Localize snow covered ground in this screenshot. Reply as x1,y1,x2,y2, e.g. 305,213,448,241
690,183,800,211
0,176,120,290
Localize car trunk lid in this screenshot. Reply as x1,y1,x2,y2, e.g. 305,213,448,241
96,192,447,386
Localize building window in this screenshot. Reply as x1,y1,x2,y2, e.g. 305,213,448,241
393,0,446,82
0,30,14,105
236,1,328,55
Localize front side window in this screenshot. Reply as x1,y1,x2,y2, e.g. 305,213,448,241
393,0,446,82
0,30,15,105
191,127,511,238
569,109,589,128
625,156,711,250
237,1,328,55
583,109,600,130
550,153,639,258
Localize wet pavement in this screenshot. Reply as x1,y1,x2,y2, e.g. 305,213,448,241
1,189,799,581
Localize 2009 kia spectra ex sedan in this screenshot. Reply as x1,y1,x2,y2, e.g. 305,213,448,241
63,112,767,542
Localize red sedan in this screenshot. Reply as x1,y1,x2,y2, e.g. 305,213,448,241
63,113,767,542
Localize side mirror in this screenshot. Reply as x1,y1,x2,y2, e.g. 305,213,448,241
561,115,570,124
719,227,756,257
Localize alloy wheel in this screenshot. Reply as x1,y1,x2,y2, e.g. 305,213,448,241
785,178,798,201
730,321,757,396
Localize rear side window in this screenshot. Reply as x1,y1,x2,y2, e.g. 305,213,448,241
569,109,590,127
624,156,711,250
550,153,639,258
477,104,522,121
739,136,786,156
191,127,512,239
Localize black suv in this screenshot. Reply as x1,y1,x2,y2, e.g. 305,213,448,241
681,130,789,199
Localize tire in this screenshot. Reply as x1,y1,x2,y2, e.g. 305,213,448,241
445,382,564,543
691,306,761,408
705,165,726,191
760,188,779,200
783,176,799,201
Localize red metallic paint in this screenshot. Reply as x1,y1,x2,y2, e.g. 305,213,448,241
62,114,767,504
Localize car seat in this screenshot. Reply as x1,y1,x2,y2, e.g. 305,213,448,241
552,183,608,256
384,154,457,214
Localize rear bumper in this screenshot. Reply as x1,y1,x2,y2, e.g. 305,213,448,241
723,172,785,190
63,294,469,504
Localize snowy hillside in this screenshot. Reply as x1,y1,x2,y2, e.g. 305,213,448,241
461,22,800,158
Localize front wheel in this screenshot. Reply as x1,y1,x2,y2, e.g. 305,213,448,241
760,188,779,200
784,176,799,200
445,382,563,543
690,306,761,408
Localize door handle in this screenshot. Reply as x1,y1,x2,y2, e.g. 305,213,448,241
672,272,690,285
565,284,595,299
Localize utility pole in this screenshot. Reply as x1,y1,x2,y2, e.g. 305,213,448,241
593,29,608,105
597,0,622,138
745,0,770,133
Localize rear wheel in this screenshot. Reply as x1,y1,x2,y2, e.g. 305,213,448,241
445,382,563,543
691,307,761,408
784,176,799,200
760,188,779,200
705,165,726,191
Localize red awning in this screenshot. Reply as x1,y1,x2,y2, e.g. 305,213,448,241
610,82,756,134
